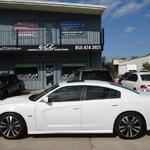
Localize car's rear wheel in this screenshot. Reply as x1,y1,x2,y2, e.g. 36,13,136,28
115,112,146,139
0,113,27,139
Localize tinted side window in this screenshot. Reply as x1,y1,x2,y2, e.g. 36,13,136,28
126,74,138,82
86,86,121,100
141,74,150,81
48,86,83,102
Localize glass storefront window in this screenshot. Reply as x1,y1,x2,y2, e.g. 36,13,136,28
14,64,38,79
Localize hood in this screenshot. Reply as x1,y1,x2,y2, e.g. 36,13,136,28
0,94,32,105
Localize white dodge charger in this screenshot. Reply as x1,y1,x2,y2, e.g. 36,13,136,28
0,80,150,140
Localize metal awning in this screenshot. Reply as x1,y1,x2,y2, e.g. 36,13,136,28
0,0,106,15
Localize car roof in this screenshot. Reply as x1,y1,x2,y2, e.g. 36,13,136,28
131,72,150,75
59,80,110,87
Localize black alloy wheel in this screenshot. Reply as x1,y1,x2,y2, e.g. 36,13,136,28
0,113,27,139
115,112,145,139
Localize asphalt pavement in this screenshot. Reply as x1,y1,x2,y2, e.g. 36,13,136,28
0,134,150,150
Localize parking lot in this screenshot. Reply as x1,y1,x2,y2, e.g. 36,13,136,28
0,134,150,150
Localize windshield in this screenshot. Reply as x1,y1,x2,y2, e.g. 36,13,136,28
141,74,150,81
29,84,59,101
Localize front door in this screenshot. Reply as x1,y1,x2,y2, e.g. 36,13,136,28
35,85,84,131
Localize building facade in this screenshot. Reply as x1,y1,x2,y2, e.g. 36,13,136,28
113,54,150,76
119,54,150,71
0,0,105,89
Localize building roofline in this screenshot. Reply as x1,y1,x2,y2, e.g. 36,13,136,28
119,53,150,64
0,0,106,15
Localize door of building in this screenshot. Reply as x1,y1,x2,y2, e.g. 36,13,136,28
43,64,56,89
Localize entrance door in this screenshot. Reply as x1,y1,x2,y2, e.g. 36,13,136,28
44,64,56,88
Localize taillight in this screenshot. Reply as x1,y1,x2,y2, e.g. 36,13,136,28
110,80,116,83
112,80,116,83
140,85,148,91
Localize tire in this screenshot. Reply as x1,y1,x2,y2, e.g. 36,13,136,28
0,113,27,139
115,112,146,139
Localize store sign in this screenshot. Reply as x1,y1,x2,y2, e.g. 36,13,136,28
0,44,101,52
75,45,101,50
14,22,39,37
0,46,22,51
38,45,69,51
60,20,85,35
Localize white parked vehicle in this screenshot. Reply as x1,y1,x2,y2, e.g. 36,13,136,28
118,64,137,76
121,72,150,92
0,80,150,140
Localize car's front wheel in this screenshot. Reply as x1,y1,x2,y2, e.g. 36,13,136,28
115,112,146,139
0,113,27,139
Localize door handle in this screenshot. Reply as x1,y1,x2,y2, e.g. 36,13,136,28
72,107,80,110
112,104,119,106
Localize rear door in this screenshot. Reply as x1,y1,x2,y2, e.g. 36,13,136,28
81,85,122,131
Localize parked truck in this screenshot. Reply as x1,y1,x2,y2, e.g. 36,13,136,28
118,64,137,75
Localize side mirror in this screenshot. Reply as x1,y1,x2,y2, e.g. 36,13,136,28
42,97,52,105
42,97,49,103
